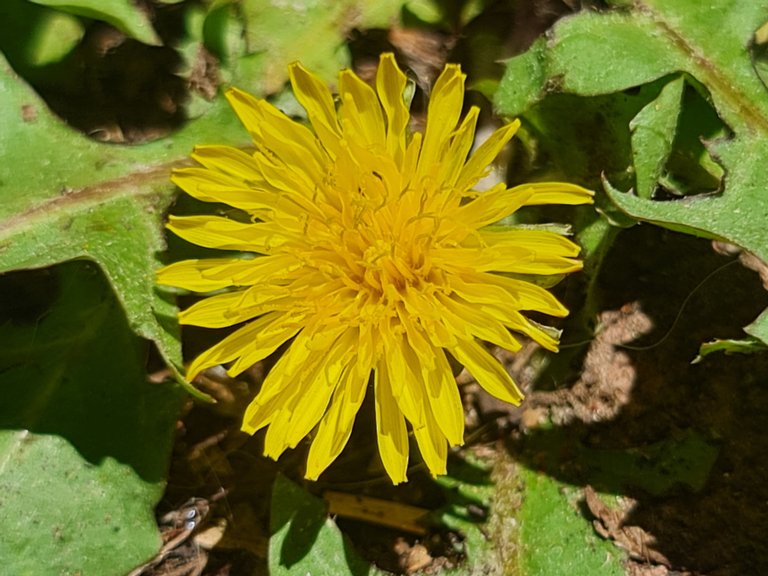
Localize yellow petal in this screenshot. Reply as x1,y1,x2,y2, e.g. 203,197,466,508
483,250,583,275
515,182,595,206
190,145,266,185
440,106,479,188
454,183,533,228
186,311,300,381
226,316,307,377
356,323,377,381
225,87,327,182
412,407,448,477
255,100,327,182
376,53,409,162
242,332,321,434
374,361,409,484
401,132,422,188
455,120,520,191
401,287,458,348
339,69,386,147
158,252,302,292
263,407,294,460
479,228,582,258
178,288,283,328
396,304,435,370
167,215,293,253
419,63,465,172
306,367,368,480
430,246,505,273
480,305,561,351
382,327,425,427
156,257,262,292
449,338,524,405
451,272,569,318
171,167,269,211
281,329,357,449
436,293,522,353
249,153,326,218
423,347,464,446
289,61,342,156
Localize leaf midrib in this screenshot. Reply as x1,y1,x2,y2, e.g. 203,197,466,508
0,159,191,242
638,1,768,135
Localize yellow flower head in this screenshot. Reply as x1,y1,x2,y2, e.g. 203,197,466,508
158,53,593,484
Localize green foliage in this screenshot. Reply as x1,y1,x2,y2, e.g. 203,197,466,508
433,454,508,575
269,475,383,576
695,336,768,362
496,0,768,348
518,470,624,576
269,455,516,576
28,0,160,45
0,53,229,396
0,261,183,576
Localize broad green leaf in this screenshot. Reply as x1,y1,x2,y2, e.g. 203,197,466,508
498,2,768,126
0,0,84,87
745,306,768,343
518,470,624,576
0,261,183,576
508,428,718,575
269,475,382,576
200,1,246,67
496,0,768,345
28,0,161,45
403,0,444,25
0,53,249,399
630,75,684,199
0,1,83,68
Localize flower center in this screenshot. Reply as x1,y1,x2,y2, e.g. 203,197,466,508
304,193,444,322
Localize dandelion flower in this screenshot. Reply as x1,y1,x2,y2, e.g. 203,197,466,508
157,53,593,484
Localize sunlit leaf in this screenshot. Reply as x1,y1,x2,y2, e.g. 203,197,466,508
496,0,768,346
28,0,160,45
269,475,383,576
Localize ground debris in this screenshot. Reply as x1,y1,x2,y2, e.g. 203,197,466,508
584,486,669,566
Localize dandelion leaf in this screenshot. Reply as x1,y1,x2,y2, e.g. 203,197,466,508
0,261,183,576
496,0,768,346
269,475,384,576
28,0,161,45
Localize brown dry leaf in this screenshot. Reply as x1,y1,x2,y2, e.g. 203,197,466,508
325,491,429,535
394,538,433,574
388,26,456,90
712,241,768,291
584,486,669,566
